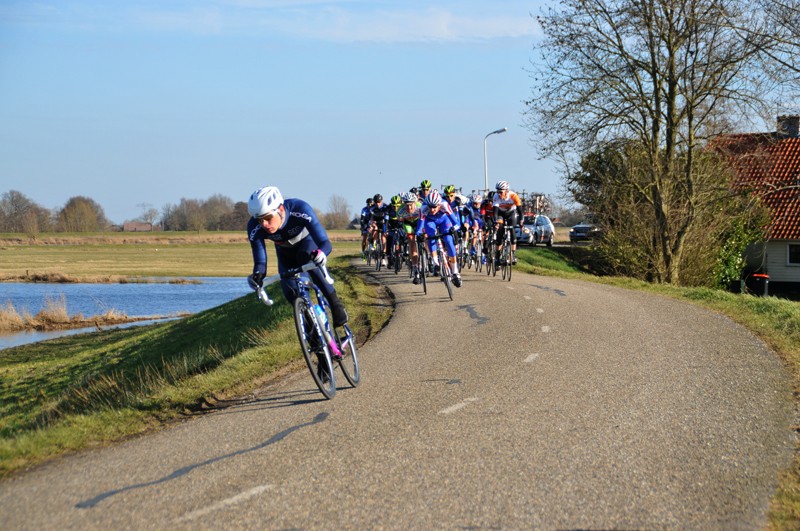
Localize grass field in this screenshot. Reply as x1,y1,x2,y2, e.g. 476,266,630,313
1,231,799,527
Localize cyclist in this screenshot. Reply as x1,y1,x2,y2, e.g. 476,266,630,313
386,195,403,268
465,193,484,258
359,197,374,260
415,189,462,287
418,179,433,201
492,180,524,266
396,191,423,284
368,194,389,266
246,186,348,327
480,191,496,263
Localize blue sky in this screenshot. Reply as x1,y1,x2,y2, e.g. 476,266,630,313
0,1,557,224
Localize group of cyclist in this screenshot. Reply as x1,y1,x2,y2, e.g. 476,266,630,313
243,178,526,331
359,179,526,288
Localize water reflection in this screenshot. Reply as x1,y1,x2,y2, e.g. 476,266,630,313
0,277,249,350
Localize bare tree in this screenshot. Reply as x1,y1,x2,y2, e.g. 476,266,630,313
323,195,352,230
202,194,234,231
525,0,774,284
58,196,109,232
0,190,51,233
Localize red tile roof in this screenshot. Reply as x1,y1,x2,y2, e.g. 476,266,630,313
715,134,800,240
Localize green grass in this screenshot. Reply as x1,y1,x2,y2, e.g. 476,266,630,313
0,255,391,477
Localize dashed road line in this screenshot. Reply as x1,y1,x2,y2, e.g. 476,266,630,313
438,397,479,415
176,484,273,522
541,326,551,333
525,353,540,363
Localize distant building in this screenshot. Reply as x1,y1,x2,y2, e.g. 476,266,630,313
123,222,154,232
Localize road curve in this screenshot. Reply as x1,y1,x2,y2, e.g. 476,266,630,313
0,263,795,529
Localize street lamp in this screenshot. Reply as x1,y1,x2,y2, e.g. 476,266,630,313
483,127,507,194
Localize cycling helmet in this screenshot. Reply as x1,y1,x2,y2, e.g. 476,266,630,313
472,194,483,203
443,184,456,194
401,192,417,203
390,194,402,206
366,197,374,205
495,180,510,191
248,186,284,217
425,189,442,207
420,179,432,190
409,186,418,195
373,193,383,203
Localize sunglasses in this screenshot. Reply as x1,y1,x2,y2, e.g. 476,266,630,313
256,209,279,222
446,193,455,197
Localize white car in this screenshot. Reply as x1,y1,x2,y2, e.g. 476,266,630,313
515,215,555,247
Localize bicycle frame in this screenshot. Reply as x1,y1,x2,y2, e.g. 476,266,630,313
257,262,360,397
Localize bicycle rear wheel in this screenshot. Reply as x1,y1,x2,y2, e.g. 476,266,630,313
375,239,383,271
334,324,360,387
293,298,336,399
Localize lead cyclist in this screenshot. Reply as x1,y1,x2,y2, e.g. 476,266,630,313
246,186,349,327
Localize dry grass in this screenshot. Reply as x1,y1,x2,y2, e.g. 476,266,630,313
0,296,157,332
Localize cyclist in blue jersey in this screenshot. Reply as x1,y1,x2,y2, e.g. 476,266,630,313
359,197,374,260
415,189,463,287
465,194,484,257
246,186,349,327
368,194,389,266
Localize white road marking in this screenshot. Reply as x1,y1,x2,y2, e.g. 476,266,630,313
541,326,551,333
176,484,273,522
524,295,532,300
536,308,544,313
506,285,515,290
525,353,540,363
439,397,479,415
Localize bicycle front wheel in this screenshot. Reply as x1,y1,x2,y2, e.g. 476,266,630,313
335,324,360,387
439,251,454,301
294,298,336,399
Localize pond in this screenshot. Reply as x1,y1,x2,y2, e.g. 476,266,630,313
0,277,250,350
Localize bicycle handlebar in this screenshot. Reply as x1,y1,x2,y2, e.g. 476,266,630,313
256,262,334,306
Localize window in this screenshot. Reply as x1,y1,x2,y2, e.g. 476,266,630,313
789,244,800,265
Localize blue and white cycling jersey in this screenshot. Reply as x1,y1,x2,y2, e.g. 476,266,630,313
247,197,334,301
415,202,460,257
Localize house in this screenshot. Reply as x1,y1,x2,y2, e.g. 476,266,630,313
716,115,800,297
123,222,154,232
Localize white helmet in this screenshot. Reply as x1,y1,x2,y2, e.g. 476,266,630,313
495,180,510,191
248,186,284,217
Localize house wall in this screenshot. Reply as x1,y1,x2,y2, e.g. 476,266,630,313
765,240,800,282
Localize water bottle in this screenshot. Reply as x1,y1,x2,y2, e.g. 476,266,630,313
313,304,328,328
313,304,341,358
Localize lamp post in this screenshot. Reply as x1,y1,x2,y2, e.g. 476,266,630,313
483,127,507,194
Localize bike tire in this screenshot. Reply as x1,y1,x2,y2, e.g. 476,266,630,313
375,239,383,271
334,324,360,387
439,249,454,301
293,298,336,399
419,244,428,294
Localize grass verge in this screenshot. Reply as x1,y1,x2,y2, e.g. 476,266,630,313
0,256,392,477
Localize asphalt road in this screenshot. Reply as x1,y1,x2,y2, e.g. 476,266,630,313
1,262,795,529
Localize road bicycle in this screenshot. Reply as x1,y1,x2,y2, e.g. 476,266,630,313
415,237,428,294
497,221,515,281
472,229,485,272
373,222,386,272
422,229,455,301
486,227,498,277
257,262,360,399
390,226,407,275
